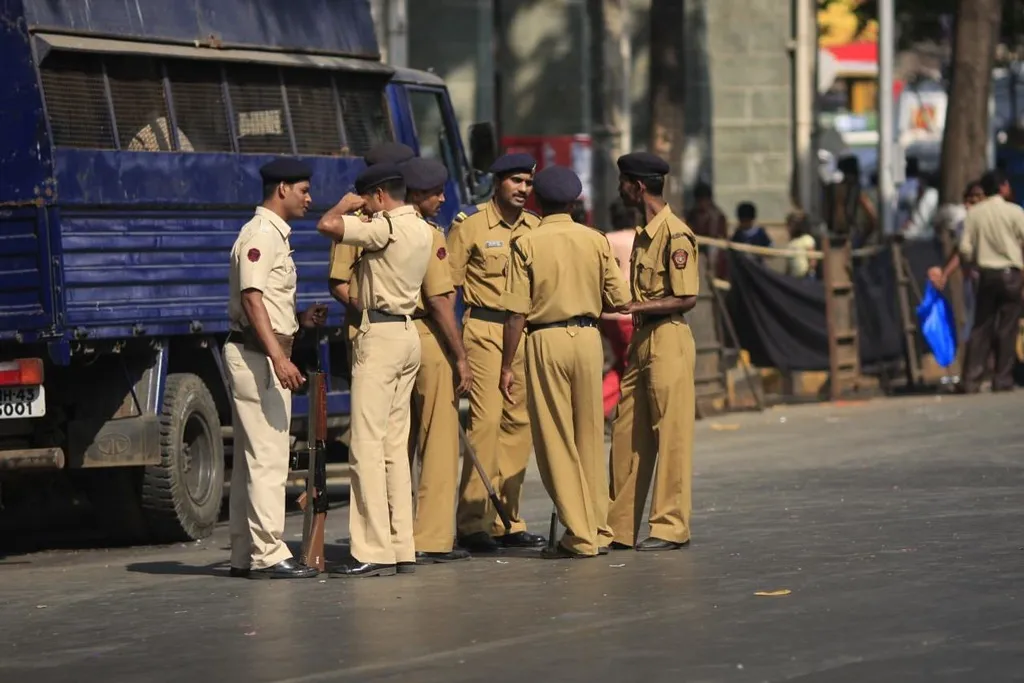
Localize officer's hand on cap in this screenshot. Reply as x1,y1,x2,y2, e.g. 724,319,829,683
301,303,328,328
272,356,306,391
337,192,366,215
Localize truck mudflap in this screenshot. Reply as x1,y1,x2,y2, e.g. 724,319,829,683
67,415,161,468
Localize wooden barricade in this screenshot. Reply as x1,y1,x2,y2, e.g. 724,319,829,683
822,235,860,400
691,254,728,416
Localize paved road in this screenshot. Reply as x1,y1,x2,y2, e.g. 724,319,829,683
3,393,1024,682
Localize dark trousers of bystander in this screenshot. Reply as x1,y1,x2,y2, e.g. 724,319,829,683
962,267,1023,392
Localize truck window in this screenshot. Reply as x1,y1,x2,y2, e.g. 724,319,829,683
165,60,233,153
408,89,465,203
37,50,393,156
106,55,177,152
39,51,116,149
336,74,394,156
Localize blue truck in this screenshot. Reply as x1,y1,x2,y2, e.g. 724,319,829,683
0,0,497,543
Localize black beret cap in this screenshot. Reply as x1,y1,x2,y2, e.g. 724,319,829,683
400,157,449,191
490,152,537,176
354,163,404,195
364,142,415,166
533,165,582,204
616,152,670,178
259,158,313,183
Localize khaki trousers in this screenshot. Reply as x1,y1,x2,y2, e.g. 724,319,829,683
349,321,421,565
525,326,608,555
224,342,294,570
456,317,532,537
408,319,460,552
608,319,696,546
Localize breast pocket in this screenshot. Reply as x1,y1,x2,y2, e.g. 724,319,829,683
484,252,508,278
636,254,664,293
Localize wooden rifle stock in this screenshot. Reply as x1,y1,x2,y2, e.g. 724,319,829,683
298,369,329,571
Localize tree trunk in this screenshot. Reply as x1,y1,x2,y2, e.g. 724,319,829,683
588,0,627,229
939,0,1002,204
648,0,686,214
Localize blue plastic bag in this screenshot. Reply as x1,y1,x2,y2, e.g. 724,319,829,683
915,283,957,368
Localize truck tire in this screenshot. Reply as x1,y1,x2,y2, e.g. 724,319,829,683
141,373,224,542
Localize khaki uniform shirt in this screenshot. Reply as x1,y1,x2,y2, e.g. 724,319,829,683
960,195,1024,270
631,205,700,302
501,214,631,323
415,222,456,317
228,206,298,336
340,205,433,320
446,201,540,310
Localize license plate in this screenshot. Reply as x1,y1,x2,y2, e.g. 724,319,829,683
0,385,46,419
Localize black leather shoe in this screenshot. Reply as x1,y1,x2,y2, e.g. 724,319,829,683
636,537,690,552
540,545,596,560
608,541,633,551
396,562,416,575
330,562,397,578
229,566,250,578
497,531,547,548
248,558,319,580
416,549,471,564
598,546,609,556
458,532,500,553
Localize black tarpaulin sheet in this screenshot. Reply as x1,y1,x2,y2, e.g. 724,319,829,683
726,247,909,372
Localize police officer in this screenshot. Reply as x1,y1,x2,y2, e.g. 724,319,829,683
225,158,327,579
398,157,474,563
317,164,434,577
607,152,699,552
447,153,546,552
499,166,630,559
328,143,416,369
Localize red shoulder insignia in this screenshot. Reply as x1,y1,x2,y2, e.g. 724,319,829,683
436,247,447,260
671,249,688,269
247,248,261,263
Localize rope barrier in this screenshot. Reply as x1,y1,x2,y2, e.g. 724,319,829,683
695,235,886,260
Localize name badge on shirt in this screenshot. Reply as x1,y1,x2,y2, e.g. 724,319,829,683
485,240,504,248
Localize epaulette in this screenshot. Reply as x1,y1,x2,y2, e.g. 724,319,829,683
453,204,482,223
524,208,540,218
670,230,697,247
426,219,443,232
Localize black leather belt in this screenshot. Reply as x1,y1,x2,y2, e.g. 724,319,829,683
634,312,684,328
226,328,294,356
528,316,599,333
468,306,506,323
366,309,410,323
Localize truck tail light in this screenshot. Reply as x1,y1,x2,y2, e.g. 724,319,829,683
0,359,44,387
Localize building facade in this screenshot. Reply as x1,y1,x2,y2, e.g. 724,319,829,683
374,0,797,223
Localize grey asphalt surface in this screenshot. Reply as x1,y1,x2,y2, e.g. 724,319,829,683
2,392,1023,683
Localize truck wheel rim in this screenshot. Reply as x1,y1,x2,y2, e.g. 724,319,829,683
182,413,215,505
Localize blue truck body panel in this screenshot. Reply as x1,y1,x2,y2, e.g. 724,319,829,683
20,0,380,58
0,0,469,346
